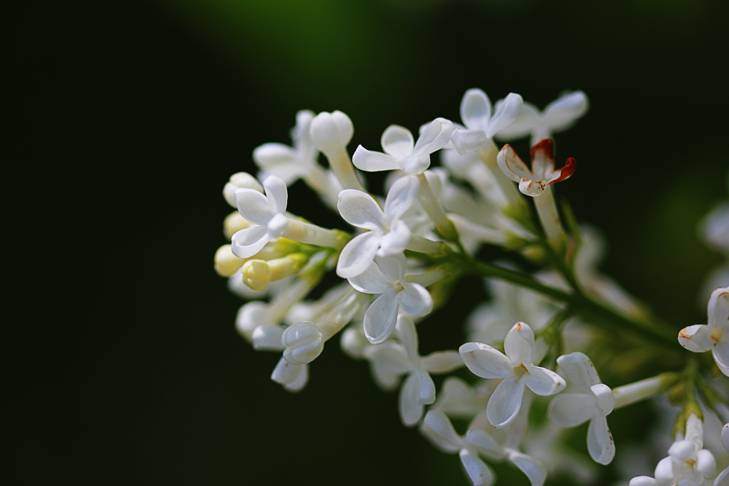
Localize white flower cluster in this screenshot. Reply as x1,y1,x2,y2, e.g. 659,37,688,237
214,89,729,485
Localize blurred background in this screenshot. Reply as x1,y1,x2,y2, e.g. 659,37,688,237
12,0,729,484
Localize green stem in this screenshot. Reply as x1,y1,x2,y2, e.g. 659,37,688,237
459,256,678,350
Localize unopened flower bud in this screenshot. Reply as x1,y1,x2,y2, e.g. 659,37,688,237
223,212,249,239
310,111,353,157
223,172,262,207
282,322,325,365
252,324,284,351
214,244,245,277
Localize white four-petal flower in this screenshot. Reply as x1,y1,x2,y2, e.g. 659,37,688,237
451,89,523,153
336,175,419,278
359,316,461,426
496,139,576,197
678,286,729,377
253,110,319,184
496,91,589,145
348,255,433,344
629,414,717,486
352,118,454,175
421,407,547,486
231,175,289,258
548,352,616,465
460,322,566,428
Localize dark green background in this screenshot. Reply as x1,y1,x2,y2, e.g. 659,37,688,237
13,0,728,484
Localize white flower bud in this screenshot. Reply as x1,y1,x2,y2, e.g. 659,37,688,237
340,327,368,358
214,244,244,277
282,322,324,365
310,110,353,157
223,172,262,207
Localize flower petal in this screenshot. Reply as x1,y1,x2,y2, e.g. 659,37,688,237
555,352,601,391
696,449,716,478
337,189,385,230
459,449,495,486
548,392,597,427
422,351,463,374
420,409,462,453
678,324,713,353
723,423,729,451
507,450,547,486
436,378,482,418
235,188,275,225
336,232,380,278
465,429,504,460
460,88,492,131
504,321,535,365
262,175,288,214
365,342,410,388
414,117,454,155
653,456,673,483
395,315,419,358
384,174,419,222
497,145,532,183
494,102,540,140
381,125,415,159
352,145,401,172
459,342,512,379
399,282,433,317
486,377,525,427
231,225,269,258
524,365,566,396
542,91,589,132
587,415,615,465
451,128,488,153
628,477,657,486
378,220,411,256
253,142,296,168
708,287,729,330
399,371,426,426
712,339,729,377
347,260,391,294
486,92,523,138
363,289,399,344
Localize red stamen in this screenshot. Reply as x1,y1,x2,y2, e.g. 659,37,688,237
530,138,555,161
551,157,576,185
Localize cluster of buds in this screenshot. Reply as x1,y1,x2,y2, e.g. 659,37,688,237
214,88,729,485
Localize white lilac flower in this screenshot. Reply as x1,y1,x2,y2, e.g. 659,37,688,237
548,352,616,465
496,91,589,145
234,278,314,348
272,287,365,392
348,255,432,344
451,89,523,154
497,139,575,249
420,405,546,486
309,110,363,190
352,118,454,175
232,175,341,258
336,175,419,278
459,322,565,428
678,286,729,377
253,110,340,205
497,139,576,198
629,414,717,486
359,316,461,425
